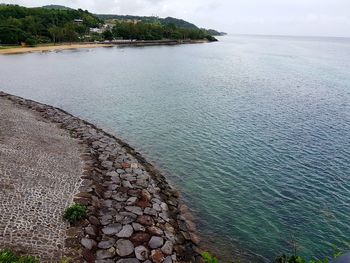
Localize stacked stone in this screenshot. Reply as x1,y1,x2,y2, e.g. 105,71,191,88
0,92,201,263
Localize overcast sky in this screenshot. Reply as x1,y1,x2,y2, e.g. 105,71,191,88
5,0,350,37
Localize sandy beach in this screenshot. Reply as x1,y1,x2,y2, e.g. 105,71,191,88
0,43,114,55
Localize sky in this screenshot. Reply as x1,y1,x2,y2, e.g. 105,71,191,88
5,0,350,37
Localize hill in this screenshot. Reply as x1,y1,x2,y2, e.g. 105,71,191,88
96,14,198,30
41,5,72,10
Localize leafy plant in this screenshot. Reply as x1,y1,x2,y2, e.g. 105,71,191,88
0,249,18,263
63,203,87,224
0,249,40,263
202,252,219,263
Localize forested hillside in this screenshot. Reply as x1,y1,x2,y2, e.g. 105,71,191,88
0,5,101,44
0,4,218,45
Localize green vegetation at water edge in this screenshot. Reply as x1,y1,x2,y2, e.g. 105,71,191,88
0,249,40,263
0,4,218,45
109,21,217,41
63,203,87,224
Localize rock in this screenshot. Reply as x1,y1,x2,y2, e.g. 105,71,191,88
147,226,163,236
117,212,137,224
135,245,150,260
122,181,133,188
126,196,138,205
85,225,96,236
116,239,134,256
144,207,157,216
190,232,201,244
137,215,154,226
102,223,122,235
100,215,113,226
160,203,168,211
96,249,114,260
117,224,134,238
153,203,162,212
112,192,128,202
161,241,173,255
132,223,145,232
106,171,119,177
121,162,131,168
151,249,165,263
88,215,100,226
81,238,96,250
82,248,95,262
125,206,143,215
130,232,151,245
149,236,164,249
131,163,138,169
95,260,114,263
98,238,116,249
163,256,173,263
116,259,140,263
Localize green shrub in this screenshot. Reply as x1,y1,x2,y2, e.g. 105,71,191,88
0,249,40,263
0,249,18,263
202,252,219,263
25,37,37,47
63,203,87,224
17,256,40,263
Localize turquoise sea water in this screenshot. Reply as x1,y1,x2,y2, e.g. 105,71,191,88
0,35,349,262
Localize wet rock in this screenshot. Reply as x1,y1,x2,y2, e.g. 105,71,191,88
116,239,134,257
135,245,149,260
117,224,134,238
149,236,164,249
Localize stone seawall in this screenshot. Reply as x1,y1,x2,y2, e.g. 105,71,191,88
0,92,201,263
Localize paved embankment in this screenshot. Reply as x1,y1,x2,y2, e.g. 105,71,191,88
0,97,83,262
0,92,200,263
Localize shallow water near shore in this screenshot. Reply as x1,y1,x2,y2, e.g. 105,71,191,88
1,35,350,262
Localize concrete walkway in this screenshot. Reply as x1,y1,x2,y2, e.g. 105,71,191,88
0,98,83,262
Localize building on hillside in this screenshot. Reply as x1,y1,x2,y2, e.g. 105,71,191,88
74,19,83,24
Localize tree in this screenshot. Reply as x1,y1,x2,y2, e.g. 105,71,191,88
102,29,113,40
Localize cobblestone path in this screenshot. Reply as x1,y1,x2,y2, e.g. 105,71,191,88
0,98,83,262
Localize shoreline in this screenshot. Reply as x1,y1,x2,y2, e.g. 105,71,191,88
0,91,202,262
0,40,210,55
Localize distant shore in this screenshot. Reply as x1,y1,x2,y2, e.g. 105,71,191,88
0,39,210,55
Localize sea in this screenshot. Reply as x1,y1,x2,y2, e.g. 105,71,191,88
1,34,349,262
